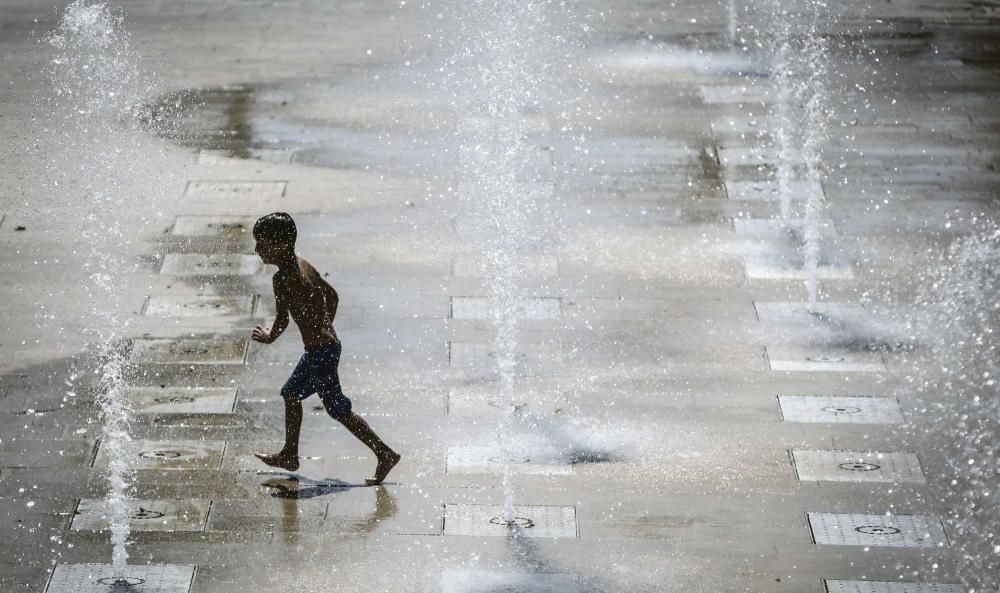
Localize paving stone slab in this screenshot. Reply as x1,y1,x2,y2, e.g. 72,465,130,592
734,217,836,235
825,582,964,593
171,216,253,237
726,180,825,201
72,499,210,532
197,149,295,165
807,513,948,548
143,296,256,318
448,342,562,372
159,254,262,276
441,571,582,593
453,254,559,278
46,563,195,593
95,439,226,470
792,450,926,483
778,395,905,424
700,84,774,104
767,347,885,372
745,253,854,281
451,297,561,320
443,504,577,538
754,301,867,323
182,180,286,200
126,386,238,414
130,338,248,365
446,445,573,475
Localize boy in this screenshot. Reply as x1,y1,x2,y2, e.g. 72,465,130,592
251,212,400,485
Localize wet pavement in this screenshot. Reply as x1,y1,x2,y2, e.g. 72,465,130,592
2,0,1000,592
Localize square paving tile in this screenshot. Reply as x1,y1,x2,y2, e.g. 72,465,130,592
792,450,926,483
778,395,905,424
126,386,238,414
807,513,948,548
159,254,262,276
726,180,824,201
182,180,286,199
446,445,573,475
441,571,582,593
754,301,866,323
96,439,226,470
72,499,210,532
451,297,561,320
143,295,255,318
130,338,248,365
171,215,252,236
447,386,533,416
825,582,964,593
46,564,195,593
767,347,885,372
443,504,577,538
745,253,854,280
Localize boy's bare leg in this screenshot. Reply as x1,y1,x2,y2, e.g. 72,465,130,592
336,412,401,485
255,397,302,471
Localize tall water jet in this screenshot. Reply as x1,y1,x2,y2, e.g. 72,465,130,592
768,0,831,304
45,0,152,576
448,0,552,525
799,16,830,305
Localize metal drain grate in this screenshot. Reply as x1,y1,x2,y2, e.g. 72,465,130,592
825,581,964,593
446,446,573,475
182,180,286,199
792,450,926,483
96,439,226,470
127,386,238,414
441,570,582,593
754,301,865,323
745,253,854,281
143,295,255,318
443,504,577,538
767,347,884,372
808,513,948,548
130,338,248,365
725,180,824,201
46,564,195,593
72,499,210,532
159,254,262,276
779,395,904,424
451,297,561,320
171,216,252,236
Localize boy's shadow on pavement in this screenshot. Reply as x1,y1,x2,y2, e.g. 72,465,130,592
258,471,399,534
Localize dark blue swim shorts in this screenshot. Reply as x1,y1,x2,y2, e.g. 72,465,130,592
281,341,352,418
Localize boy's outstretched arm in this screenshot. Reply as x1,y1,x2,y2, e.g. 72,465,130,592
253,295,289,344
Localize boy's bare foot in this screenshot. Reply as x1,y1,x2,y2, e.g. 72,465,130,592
255,451,300,471
365,451,401,486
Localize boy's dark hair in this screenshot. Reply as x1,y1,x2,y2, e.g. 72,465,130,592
253,212,297,245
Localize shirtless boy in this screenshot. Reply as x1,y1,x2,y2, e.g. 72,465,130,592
251,212,400,485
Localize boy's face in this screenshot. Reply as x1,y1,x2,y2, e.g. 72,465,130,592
254,237,291,264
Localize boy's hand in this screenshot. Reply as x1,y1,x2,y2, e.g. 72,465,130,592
252,326,275,344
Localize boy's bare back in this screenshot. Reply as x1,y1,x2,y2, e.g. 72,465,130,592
273,257,340,348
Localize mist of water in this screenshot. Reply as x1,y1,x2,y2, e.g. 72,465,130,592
46,0,151,575
908,221,1000,592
